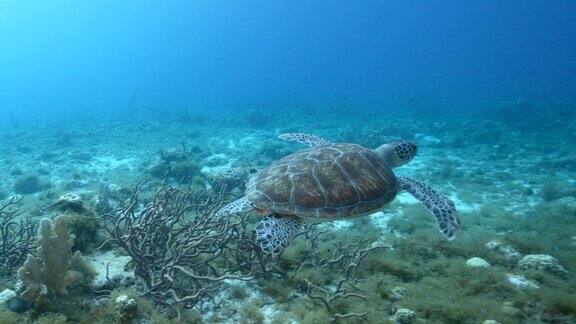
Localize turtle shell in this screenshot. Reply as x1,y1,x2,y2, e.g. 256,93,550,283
246,143,398,220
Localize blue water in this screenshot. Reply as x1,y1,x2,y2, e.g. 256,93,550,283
1,1,574,122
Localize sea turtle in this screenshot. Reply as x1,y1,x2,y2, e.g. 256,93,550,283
218,133,461,254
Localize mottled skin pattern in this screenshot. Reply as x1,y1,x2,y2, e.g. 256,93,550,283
393,142,417,163
246,143,398,221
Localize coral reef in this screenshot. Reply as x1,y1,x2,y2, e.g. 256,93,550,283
17,216,84,301
114,294,138,322
148,146,204,185
59,213,99,253
0,106,574,322
13,175,50,195
99,183,258,313
518,254,569,277
0,197,35,275
507,274,539,290
392,308,416,323
50,193,86,213
466,257,491,268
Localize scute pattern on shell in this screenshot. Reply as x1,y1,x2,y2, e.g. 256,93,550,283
246,143,397,220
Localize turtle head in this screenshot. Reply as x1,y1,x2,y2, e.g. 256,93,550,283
375,141,417,168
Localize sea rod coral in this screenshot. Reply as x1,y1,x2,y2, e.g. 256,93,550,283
0,196,35,276
100,182,265,314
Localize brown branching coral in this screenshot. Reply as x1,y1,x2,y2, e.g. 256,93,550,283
305,279,368,322
100,182,267,311
0,196,36,275
300,226,385,322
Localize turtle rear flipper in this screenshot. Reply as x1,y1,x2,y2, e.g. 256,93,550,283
255,215,302,255
216,196,252,217
398,176,461,240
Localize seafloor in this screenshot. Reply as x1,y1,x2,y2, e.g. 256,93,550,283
0,103,575,323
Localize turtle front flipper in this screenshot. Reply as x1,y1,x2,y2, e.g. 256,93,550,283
255,214,303,255
216,196,252,217
398,176,461,240
278,133,333,147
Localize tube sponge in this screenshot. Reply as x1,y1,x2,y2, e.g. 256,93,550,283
17,216,82,301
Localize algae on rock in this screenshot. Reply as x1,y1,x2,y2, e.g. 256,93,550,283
17,216,83,301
